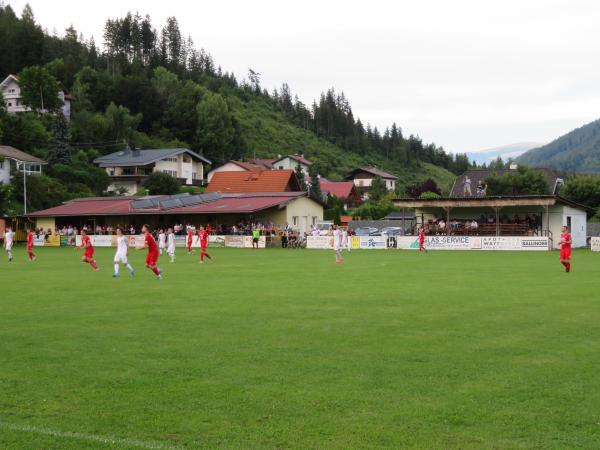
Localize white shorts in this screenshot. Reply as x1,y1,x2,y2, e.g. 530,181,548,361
159,242,165,249
114,252,128,264
5,243,13,251
167,246,175,255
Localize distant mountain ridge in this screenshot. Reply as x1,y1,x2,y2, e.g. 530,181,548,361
517,118,600,172
467,142,544,165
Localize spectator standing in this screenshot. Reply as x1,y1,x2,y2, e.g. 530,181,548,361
463,176,472,196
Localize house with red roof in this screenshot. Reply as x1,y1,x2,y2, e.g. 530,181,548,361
318,178,361,209
206,170,302,194
206,159,273,182
345,167,399,199
271,154,313,176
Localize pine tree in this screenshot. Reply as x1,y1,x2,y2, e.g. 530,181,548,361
48,113,71,165
294,164,307,191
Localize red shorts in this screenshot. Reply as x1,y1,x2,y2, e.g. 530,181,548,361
560,248,571,260
27,245,33,252
201,244,208,251
84,248,94,258
146,250,159,266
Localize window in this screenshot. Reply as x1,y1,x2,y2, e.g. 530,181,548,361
7,102,12,107
0,161,3,169
162,170,177,177
8,88,15,93
278,165,284,170
162,157,177,162
312,216,317,225
182,156,191,163
192,172,198,180
292,216,298,226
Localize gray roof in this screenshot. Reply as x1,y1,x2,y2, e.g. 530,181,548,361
0,145,46,164
94,148,211,167
345,167,398,180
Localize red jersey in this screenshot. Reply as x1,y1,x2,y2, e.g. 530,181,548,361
187,231,193,243
82,235,92,249
419,230,425,242
561,232,572,250
145,233,158,252
27,231,34,248
198,230,208,247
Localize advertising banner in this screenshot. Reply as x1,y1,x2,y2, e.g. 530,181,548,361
242,236,266,248
306,236,333,249
45,235,60,247
359,236,387,249
591,236,600,252
395,235,549,251
209,235,226,247
225,235,245,248
33,237,45,247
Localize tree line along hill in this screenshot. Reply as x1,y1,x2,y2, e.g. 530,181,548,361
0,4,473,214
517,117,600,173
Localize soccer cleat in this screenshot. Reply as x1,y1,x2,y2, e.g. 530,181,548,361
130,269,136,277
199,260,204,264
157,275,162,280
112,273,120,278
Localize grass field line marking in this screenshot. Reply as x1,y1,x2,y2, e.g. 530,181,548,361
0,421,185,450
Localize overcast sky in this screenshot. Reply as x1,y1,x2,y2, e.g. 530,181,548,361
7,0,600,153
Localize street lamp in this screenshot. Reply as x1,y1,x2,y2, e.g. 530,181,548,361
6,157,28,215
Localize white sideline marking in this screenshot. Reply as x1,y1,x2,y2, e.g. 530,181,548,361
0,421,184,450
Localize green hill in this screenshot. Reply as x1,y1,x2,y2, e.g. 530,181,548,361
517,118,600,172
231,95,456,192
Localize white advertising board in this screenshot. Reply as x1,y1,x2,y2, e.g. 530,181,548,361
395,235,549,251
306,236,333,249
359,236,387,249
591,236,600,252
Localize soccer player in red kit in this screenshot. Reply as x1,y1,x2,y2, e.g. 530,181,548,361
27,229,37,261
418,226,427,253
187,227,194,255
197,226,213,263
79,230,98,270
138,224,162,279
559,225,572,273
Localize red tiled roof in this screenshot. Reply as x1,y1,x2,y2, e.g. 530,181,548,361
28,193,309,217
28,197,134,217
206,170,301,193
319,179,355,199
230,160,266,171
249,158,276,169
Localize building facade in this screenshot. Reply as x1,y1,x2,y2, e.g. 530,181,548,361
0,145,46,185
1,74,72,120
94,148,211,195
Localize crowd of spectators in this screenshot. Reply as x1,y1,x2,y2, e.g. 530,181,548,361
422,213,540,235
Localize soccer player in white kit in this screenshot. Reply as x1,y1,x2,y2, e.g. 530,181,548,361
4,227,14,262
332,224,343,264
341,228,350,252
158,229,166,255
113,227,135,277
166,227,176,262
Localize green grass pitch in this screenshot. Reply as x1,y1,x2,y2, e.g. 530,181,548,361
1,246,599,449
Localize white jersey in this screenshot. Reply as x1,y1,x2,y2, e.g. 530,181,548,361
114,235,129,262
333,229,342,250
342,230,348,245
167,233,175,252
4,231,14,249
158,233,166,248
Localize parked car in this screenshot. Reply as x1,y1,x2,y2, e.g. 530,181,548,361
314,221,334,236
355,227,379,236
381,226,403,236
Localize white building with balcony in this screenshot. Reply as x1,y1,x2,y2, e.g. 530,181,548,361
94,148,211,195
1,74,72,120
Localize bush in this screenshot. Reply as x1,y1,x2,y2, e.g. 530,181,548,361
142,172,181,195
419,191,441,199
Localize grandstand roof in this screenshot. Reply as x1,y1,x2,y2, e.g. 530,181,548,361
206,169,301,193
27,192,311,217
391,195,594,212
